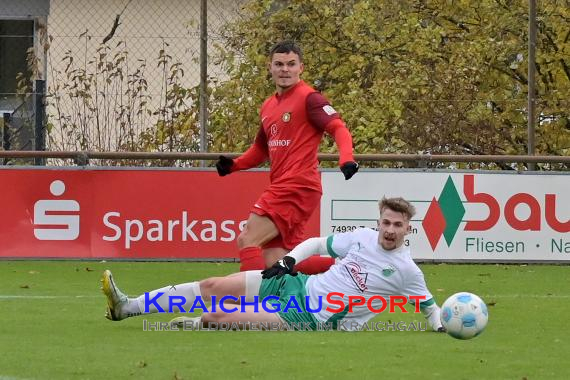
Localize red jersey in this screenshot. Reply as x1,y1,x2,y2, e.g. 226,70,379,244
232,80,354,192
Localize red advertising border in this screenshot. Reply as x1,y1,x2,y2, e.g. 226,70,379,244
0,168,320,259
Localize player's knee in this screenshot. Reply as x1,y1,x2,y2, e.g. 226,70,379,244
236,233,246,249
237,231,255,249
199,277,221,295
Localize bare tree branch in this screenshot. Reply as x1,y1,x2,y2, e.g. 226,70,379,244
102,0,133,44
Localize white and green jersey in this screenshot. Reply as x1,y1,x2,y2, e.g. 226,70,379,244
305,228,434,331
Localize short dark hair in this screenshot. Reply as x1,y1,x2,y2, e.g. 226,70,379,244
269,40,303,62
379,197,416,220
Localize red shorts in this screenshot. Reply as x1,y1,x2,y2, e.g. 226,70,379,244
250,184,321,250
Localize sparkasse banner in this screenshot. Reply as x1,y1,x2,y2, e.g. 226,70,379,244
321,171,570,262
0,169,319,259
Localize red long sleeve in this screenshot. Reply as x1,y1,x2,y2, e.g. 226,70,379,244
231,127,269,172
323,118,355,166
305,92,355,166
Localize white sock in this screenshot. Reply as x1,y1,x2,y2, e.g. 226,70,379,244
131,282,202,315
422,304,443,331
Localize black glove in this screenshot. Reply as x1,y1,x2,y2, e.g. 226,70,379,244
216,155,234,176
261,256,297,279
340,161,359,180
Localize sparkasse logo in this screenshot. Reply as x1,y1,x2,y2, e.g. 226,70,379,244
33,180,80,241
422,175,569,251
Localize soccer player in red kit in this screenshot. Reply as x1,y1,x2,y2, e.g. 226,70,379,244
216,41,358,274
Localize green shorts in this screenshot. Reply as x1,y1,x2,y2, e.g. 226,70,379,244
258,273,319,330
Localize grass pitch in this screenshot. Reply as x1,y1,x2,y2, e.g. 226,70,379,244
0,261,568,380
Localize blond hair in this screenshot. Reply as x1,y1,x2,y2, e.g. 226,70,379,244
379,197,416,220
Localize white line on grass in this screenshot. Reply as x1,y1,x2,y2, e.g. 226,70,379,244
0,295,100,299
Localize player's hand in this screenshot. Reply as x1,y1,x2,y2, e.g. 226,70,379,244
340,161,359,180
261,256,297,279
216,155,234,176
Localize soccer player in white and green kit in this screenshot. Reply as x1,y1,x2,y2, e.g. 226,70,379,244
102,197,444,332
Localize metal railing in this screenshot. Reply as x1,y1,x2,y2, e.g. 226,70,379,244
1,150,569,167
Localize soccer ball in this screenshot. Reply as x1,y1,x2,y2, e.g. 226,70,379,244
440,292,488,340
